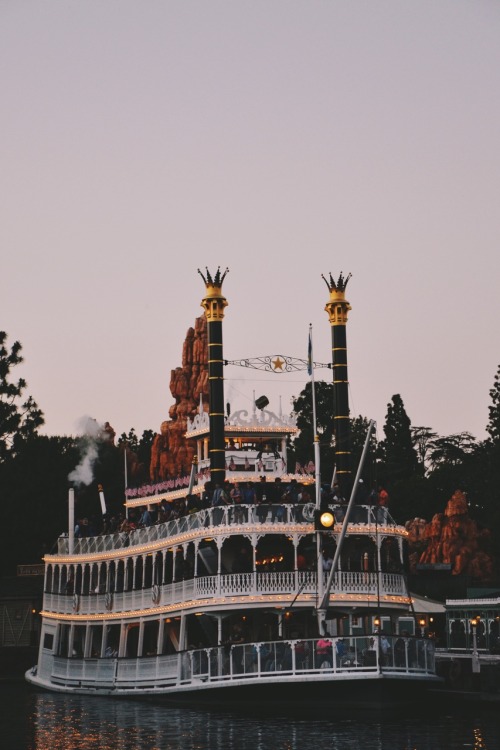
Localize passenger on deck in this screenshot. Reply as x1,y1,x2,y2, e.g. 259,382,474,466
271,478,286,521
139,507,154,527
256,478,269,523
315,638,333,668
242,482,256,505
230,482,245,523
376,486,390,523
322,550,333,572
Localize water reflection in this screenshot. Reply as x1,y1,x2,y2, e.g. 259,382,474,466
3,683,499,750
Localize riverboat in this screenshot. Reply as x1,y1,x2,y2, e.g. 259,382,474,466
26,269,440,705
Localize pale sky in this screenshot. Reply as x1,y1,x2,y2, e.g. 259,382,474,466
2,1,499,446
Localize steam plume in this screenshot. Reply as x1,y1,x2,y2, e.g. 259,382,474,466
68,416,109,487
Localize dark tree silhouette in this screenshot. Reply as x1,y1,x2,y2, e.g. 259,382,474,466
487,364,500,446
0,331,44,461
378,394,418,482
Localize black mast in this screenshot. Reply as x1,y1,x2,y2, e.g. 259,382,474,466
198,267,229,486
322,272,352,498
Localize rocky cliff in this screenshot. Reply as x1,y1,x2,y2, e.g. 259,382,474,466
149,314,208,480
406,490,494,582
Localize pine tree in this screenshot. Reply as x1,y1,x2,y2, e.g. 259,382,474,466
486,364,500,446
0,331,44,461
379,394,418,482
410,426,437,474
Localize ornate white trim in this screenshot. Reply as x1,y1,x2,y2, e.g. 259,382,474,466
186,407,296,434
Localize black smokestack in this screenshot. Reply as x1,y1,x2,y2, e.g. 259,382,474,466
198,267,229,485
322,272,352,497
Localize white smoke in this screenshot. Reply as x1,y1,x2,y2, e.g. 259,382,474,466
68,416,109,487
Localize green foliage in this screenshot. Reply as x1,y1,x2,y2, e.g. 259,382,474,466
427,432,476,469
137,429,155,470
292,380,335,480
410,426,437,474
0,331,44,461
118,428,139,452
350,415,378,486
487,364,500,446
378,394,418,484
118,428,156,487
386,474,432,525
0,434,79,573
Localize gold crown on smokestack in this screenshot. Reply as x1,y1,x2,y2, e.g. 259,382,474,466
199,266,229,318
198,266,229,294
322,271,352,325
321,271,352,293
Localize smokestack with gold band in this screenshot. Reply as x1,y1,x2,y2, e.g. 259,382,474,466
322,272,352,496
199,266,229,485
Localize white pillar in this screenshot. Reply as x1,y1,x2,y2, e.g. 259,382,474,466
68,623,75,657
137,622,145,657
179,613,187,651
194,541,199,577
119,623,127,657
157,618,165,655
68,488,75,554
84,623,92,658
101,623,108,657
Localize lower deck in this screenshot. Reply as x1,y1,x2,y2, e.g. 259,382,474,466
27,633,439,700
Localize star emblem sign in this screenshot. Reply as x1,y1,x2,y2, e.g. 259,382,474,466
272,356,285,371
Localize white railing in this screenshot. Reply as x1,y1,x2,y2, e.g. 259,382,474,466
197,452,286,476
43,570,407,615
49,635,437,692
56,504,398,556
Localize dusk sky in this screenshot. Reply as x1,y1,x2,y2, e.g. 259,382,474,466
2,1,500,447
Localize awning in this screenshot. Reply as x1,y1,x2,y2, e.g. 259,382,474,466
410,593,446,614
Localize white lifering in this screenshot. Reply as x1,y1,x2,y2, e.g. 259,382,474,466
301,503,316,522
152,584,161,604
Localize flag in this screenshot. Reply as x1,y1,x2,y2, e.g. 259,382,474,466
307,327,313,376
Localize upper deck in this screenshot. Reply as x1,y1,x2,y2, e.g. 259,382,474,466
42,504,409,621
50,503,403,560
184,403,300,484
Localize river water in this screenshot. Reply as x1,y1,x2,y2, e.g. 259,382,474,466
3,682,499,750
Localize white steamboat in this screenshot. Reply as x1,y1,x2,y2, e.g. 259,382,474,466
26,270,440,705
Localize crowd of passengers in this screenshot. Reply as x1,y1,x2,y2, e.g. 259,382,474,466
193,622,431,674
74,478,390,539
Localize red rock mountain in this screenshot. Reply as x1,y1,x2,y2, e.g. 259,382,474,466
149,314,208,480
406,490,494,582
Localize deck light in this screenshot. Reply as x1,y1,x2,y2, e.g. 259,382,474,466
314,509,335,531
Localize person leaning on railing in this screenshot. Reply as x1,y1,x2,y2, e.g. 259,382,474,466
315,638,333,668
